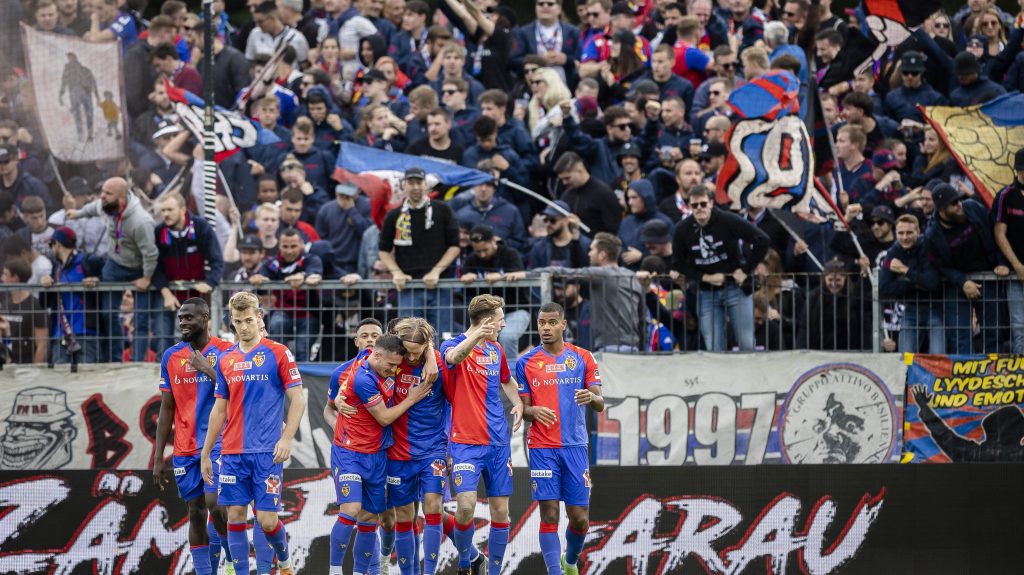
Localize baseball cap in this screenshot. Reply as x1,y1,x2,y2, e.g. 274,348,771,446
469,223,495,243
1016,148,1024,171
871,149,900,170
870,205,895,225
954,52,980,76
700,141,728,159
65,176,92,197
542,200,571,219
238,234,263,251
966,34,988,49
900,51,926,73
610,1,633,17
0,144,16,164
403,166,426,180
641,219,672,244
616,142,642,161
362,69,387,84
152,121,181,140
932,183,964,209
51,226,77,248
626,79,659,100
335,182,359,197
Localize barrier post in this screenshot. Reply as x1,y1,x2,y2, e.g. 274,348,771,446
871,269,881,353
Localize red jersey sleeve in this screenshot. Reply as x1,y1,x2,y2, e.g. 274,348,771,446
583,349,601,388
275,344,303,390
499,345,510,384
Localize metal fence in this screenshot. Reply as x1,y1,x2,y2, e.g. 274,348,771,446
0,272,1019,368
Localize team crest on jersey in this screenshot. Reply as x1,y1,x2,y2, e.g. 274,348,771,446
454,474,462,487
207,354,217,366
265,475,281,495
253,353,265,367
565,356,578,370
431,459,447,477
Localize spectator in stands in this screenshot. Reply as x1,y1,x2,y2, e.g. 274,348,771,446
34,0,73,35
884,51,947,125
691,46,740,126
187,15,250,109
640,219,674,271
431,43,485,104
405,107,463,163
925,183,1008,354
124,15,177,121
0,258,47,364
561,98,657,186
0,144,49,212
880,214,943,353
908,127,966,187
67,177,157,361
403,85,438,143
698,141,727,182
17,196,54,261
463,116,528,186
478,90,538,174
48,177,106,257
554,151,621,236
613,141,645,195
951,51,1005,106
646,44,695,113
847,149,903,215
282,118,336,193
250,228,323,360
315,183,373,279
835,125,871,193
658,158,702,224
525,67,572,145
38,227,102,364
85,0,139,49
133,79,179,148
2,234,50,284
619,179,673,268
354,102,407,152
460,224,530,369
226,234,266,281
278,158,329,230
253,95,290,142
526,201,591,269
799,258,872,351
151,42,203,96
511,0,581,85
840,92,893,155
995,149,1024,355
0,193,20,245
440,77,479,147
455,177,527,253
672,16,712,89
55,0,89,35
246,1,309,63
153,192,223,354
832,205,896,272
693,78,733,137
305,88,350,150
671,184,770,352
252,202,281,257
379,167,461,335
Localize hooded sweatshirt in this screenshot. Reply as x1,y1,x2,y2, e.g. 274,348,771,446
77,192,158,278
618,179,674,253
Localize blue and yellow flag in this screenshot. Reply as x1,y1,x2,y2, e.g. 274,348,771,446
922,93,1024,207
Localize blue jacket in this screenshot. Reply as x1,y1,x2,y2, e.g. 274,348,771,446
462,143,529,186
562,116,658,185
455,196,528,253
526,235,591,269
315,200,373,275
879,238,941,299
450,107,481,148
924,198,1004,289
511,22,582,87
617,179,673,254
497,119,538,175
884,83,947,123
642,72,695,114
950,78,1006,107
44,251,105,337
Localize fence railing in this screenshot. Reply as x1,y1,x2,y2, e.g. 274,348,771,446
0,271,1018,367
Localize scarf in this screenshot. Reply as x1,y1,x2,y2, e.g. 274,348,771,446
160,213,196,246
393,196,432,246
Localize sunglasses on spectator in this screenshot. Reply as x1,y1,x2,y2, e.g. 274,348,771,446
690,201,710,208
967,41,984,47
719,62,736,70
871,220,887,226
900,70,921,76
983,21,1001,28
586,11,601,18
612,123,631,129
934,21,950,28
470,234,489,242
782,11,796,17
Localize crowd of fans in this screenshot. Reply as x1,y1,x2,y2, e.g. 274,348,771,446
0,0,1022,365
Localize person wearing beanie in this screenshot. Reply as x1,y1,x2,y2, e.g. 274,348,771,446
950,51,1006,106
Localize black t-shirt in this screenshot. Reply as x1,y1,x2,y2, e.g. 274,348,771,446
474,25,514,93
405,137,465,165
943,221,991,273
1,294,45,364
462,244,527,306
994,183,1024,261
379,200,460,278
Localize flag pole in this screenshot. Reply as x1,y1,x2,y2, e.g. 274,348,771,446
767,209,824,271
500,178,592,234
201,0,218,226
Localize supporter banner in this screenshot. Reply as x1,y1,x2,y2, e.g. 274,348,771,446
594,352,905,465
21,24,127,163
903,354,1024,463
1,465,1022,573
923,93,1024,207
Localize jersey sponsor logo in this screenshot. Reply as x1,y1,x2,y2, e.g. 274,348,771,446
337,473,362,482
233,361,252,371
530,469,553,478
477,351,498,365
265,474,281,495
400,374,420,385
289,368,301,380
452,463,475,473
219,475,236,484
381,378,395,392
545,363,566,373
173,467,186,477
565,355,578,370
386,476,401,485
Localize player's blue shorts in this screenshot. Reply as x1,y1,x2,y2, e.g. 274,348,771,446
217,453,284,512
529,446,591,506
448,443,513,497
331,444,388,514
172,450,220,501
387,457,448,507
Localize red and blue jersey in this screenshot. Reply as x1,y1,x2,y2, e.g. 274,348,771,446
214,338,303,454
388,350,449,461
327,348,372,437
159,337,233,456
515,343,600,448
440,334,511,446
333,360,396,454
580,25,650,66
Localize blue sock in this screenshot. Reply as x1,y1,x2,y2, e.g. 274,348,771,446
191,544,212,575
413,530,421,571
454,519,475,569
565,524,586,565
330,513,357,567
395,522,415,575
207,520,222,568
368,532,381,574
264,520,290,563
253,523,274,573
226,523,250,574
539,522,562,575
380,525,396,557
489,522,510,574
354,523,378,574
423,514,443,575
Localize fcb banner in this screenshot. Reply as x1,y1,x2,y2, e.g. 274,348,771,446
1,465,1023,573
21,24,127,163
903,354,1024,463
922,93,1024,207
594,352,906,465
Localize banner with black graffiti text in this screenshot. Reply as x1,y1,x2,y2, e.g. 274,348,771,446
593,352,906,465
2,465,1023,574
